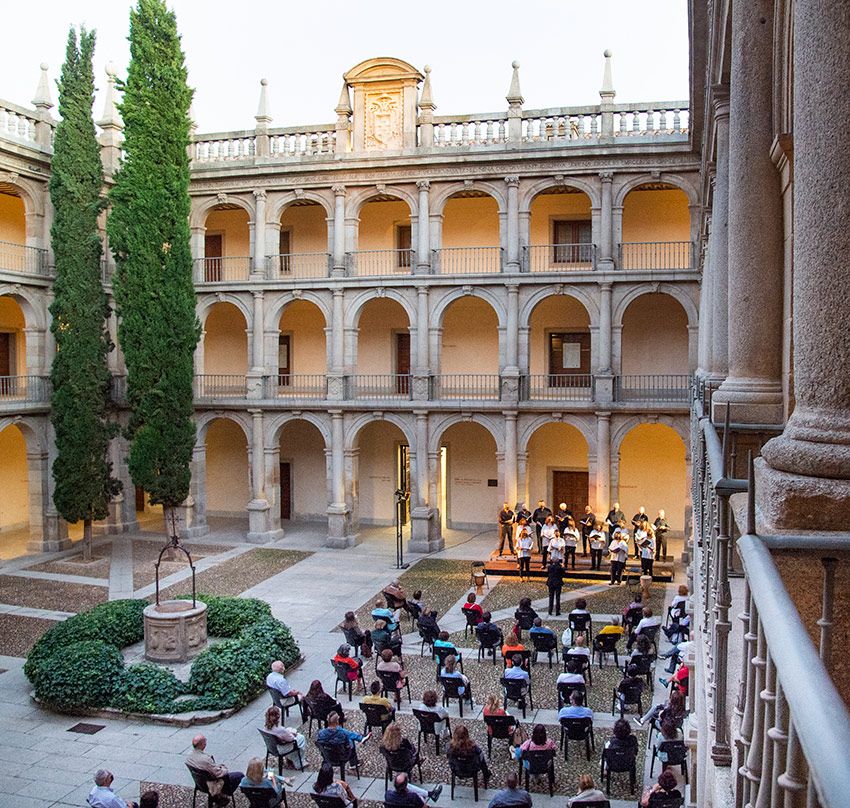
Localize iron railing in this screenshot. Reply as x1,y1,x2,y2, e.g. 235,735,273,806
431,246,502,275
520,374,593,401
433,374,501,401
0,240,48,275
194,256,252,282
618,240,694,270
0,375,50,401
345,249,413,277
264,374,327,399
345,374,412,399
614,374,692,403
267,252,331,279
522,243,595,272
193,374,248,398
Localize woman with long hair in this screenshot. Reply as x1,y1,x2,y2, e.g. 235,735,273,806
448,725,490,787
262,706,306,770
313,762,357,807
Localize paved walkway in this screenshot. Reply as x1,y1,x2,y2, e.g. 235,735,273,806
0,522,683,808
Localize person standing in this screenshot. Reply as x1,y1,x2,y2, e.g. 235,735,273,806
563,516,580,570
540,515,558,568
531,500,552,554
554,502,572,537
548,529,565,567
517,527,533,581
513,502,531,552
638,522,655,577
608,531,629,586
497,502,515,556
631,506,647,557
653,510,669,561
588,519,606,571
580,505,595,556
606,501,626,537
546,559,565,616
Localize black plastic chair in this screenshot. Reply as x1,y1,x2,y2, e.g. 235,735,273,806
477,631,503,665
434,645,463,677
559,716,595,761
530,632,557,668
600,745,636,795
518,747,556,796
570,801,611,808
483,713,515,757
612,680,644,718
624,606,644,634
333,660,363,701
241,784,287,808
268,687,301,722
186,764,235,808
316,738,360,781
440,675,471,717
309,794,353,808
647,793,685,808
303,698,343,737
341,627,365,657
418,623,439,657
564,652,593,686
593,634,621,669
412,708,449,755
568,612,593,644
258,728,303,774
407,601,423,628
448,754,482,801
557,680,587,709
635,624,661,656
379,745,423,792
359,702,394,737
651,739,689,783
462,608,480,639
500,676,533,718
514,610,537,639
377,668,412,707
502,649,532,672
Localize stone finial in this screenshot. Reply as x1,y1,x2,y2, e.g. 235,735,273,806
97,63,123,130
32,62,53,111
418,65,436,112
255,78,272,125
506,60,523,106
599,49,616,101
335,80,352,117
188,101,197,135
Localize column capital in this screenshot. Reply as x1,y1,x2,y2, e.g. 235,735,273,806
599,170,614,183
416,179,431,191
596,411,612,422
252,289,264,301
506,283,519,296
599,281,613,293
504,175,520,187
711,84,730,120
502,411,518,422
253,189,267,201
332,184,346,197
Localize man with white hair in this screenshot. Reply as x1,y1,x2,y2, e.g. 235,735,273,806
86,770,138,808
186,734,243,805
654,509,670,561
266,659,301,700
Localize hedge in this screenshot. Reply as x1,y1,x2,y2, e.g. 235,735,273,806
25,596,299,715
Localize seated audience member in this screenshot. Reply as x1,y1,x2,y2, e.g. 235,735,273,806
670,585,688,615
434,631,462,662
598,617,625,637
263,706,306,771
528,617,555,640
557,657,586,686
448,725,491,788
635,688,686,730
628,607,661,650
512,723,556,767
361,680,396,725
317,712,370,766
558,691,593,721
504,653,530,682
441,654,473,701
658,662,690,694
239,757,286,806
502,629,525,664
604,718,639,756
266,659,301,700
418,609,441,637
418,689,450,724
616,664,645,711
487,772,532,808
463,592,484,624
372,600,400,632
569,598,590,619
313,761,358,808
385,772,442,807
305,679,344,721
514,597,539,630
483,693,515,739
652,719,683,758
640,769,682,808
623,593,643,620
563,634,591,660
408,590,425,619
86,770,139,808
383,580,408,610
333,643,363,685
377,648,408,683
372,620,402,656
139,792,159,808
186,734,244,804
567,774,607,806
629,635,653,661
476,611,503,646
340,611,372,658
380,722,421,772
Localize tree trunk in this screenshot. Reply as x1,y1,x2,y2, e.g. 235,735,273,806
82,518,92,562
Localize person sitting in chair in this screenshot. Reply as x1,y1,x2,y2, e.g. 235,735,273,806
316,712,370,767
333,644,364,688
361,680,395,726
528,617,555,641
418,689,450,724
239,757,287,806
186,735,244,806
640,769,682,808
377,648,408,686
557,691,592,721
262,706,305,771
385,772,442,807
448,726,490,789
563,634,591,661
441,654,473,702
462,592,484,624
628,608,661,651
502,629,525,664
476,612,503,647
372,600,400,632
557,657,586,686
266,660,301,701
567,774,607,806
504,653,530,682
339,612,372,658
434,631,462,663
313,762,358,808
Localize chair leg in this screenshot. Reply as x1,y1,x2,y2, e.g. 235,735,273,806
451,773,455,799
650,747,657,776
473,773,478,802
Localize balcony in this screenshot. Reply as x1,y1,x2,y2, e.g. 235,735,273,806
0,240,48,276
432,247,502,275
346,374,412,400
194,374,248,399
264,374,327,399
521,374,593,401
268,252,330,280
0,375,50,409
434,374,501,401
522,244,595,273
345,249,413,278
614,374,692,403
193,256,252,283
618,240,694,271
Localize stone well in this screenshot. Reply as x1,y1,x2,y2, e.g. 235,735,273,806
143,599,208,663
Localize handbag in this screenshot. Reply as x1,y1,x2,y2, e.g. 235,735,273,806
512,723,529,745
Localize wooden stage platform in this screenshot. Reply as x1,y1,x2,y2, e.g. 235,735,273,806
482,551,676,583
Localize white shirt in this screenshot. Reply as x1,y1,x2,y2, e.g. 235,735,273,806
518,534,533,557
563,527,580,548
639,534,655,558
541,523,558,546
609,539,629,563
87,786,129,808
589,529,606,550
548,536,566,558
557,671,586,685
635,616,661,635
564,644,591,657
266,670,292,696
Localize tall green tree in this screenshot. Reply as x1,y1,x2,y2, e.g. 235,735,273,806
108,0,200,524
49,27,120,561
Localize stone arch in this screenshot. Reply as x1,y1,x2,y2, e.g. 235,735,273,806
611,414,689,458
430,287,506,330
0,415,45,452
520,286,598,325
518,414,595,455
345,412,416,452
429,413,504,455
194,411,252,445
197,293,253,328
0,174,45,218
614,173,699,208
0,286,46,330
190,194,255,229
267,411,331,449
613,285,697,327
269,190,334,222
347,186,419,220
345,288,416,330
520,177,600,212
265,291,331,331
430,181,507,216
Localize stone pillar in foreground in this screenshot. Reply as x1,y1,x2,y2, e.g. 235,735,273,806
327,410,353,547
708,90,730,381
410,411,442,553
758,0,850,529
712,0,783,424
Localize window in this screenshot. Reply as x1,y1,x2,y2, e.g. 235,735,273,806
278,334,291,386
279,229,292,274
552,220,592,264
204,233,223,281
548,331,591,384
396,224,412,267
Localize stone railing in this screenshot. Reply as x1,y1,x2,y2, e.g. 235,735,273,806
0,374,50,404
433,374,501,401
0,99,43,147
0,240,49,276
615,374,692,403
269,126,336,157
345,374,412,400
520,374,593,401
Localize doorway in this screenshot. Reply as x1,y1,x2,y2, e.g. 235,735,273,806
397,445,410,525
395,332,410,394
280,462,292,520
552,470,589,515
204,233,223,282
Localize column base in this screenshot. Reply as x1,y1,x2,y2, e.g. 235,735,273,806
176,497,208,539
246,370,265,400
27,536,73,554
711,378,783,425
501,369,520,403
594,374,614,404
409,507,443,553
597,258,615,272
755,456,850,531
327,505,357,548
247,498,282,543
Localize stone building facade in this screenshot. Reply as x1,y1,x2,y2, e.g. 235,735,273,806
0,54,699,553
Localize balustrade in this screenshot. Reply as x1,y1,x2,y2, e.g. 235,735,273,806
614,374,692,403
434,374,501,401
0,100,39,145
267,252,331,280
263,374,327,399
619,241,694,270
192,133,255,162
431,116,508,147
345,249,413,277
194,374,248,399
194,256,252,283
269,127,336,156
0,240,48,275
522,243,594,272
346,374,411,400
0,375,50,402
431,247,502,275
520,374,593,401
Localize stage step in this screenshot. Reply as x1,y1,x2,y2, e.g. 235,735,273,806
482,552,675,583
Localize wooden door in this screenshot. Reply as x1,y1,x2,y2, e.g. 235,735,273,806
135,485,146,512
552,470,589,515
396,224,412,267
278,335,291,386
204,233,223,281
396,332,410,394
279,229,291,274
0,333,10,377
280,462,292,520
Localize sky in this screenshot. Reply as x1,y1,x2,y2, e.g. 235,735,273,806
2,1,690,134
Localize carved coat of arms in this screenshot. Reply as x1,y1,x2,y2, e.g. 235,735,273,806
364,92,402,150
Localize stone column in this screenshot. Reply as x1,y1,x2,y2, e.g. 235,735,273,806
502,284,520,402
410,411,442,552
247,290,265,399
413,285,430,401
181,443,209,538
416,181,430,273
247,409,281,543
252,190,267,278
327,287,345,401
503,412,518,507
709,91,730,379
598,172,614,270
596,282,614,403
712,0,783,424
331,185,346,277
327,410,352,547
505,176,520,271
758,0,850,529
696,208,714,378
596,412,611,512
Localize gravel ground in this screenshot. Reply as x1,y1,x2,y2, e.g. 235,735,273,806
157,548,311,600
132,538,237,589
0,575,107,611
140,781,383,808
26,552,111,579
0,613,60,657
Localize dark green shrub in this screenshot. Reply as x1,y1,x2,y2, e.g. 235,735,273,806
31,640,124,708
113,663,184,714
197,595,271,637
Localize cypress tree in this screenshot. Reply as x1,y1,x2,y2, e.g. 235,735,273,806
108,0,200,523
49,27,120,561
